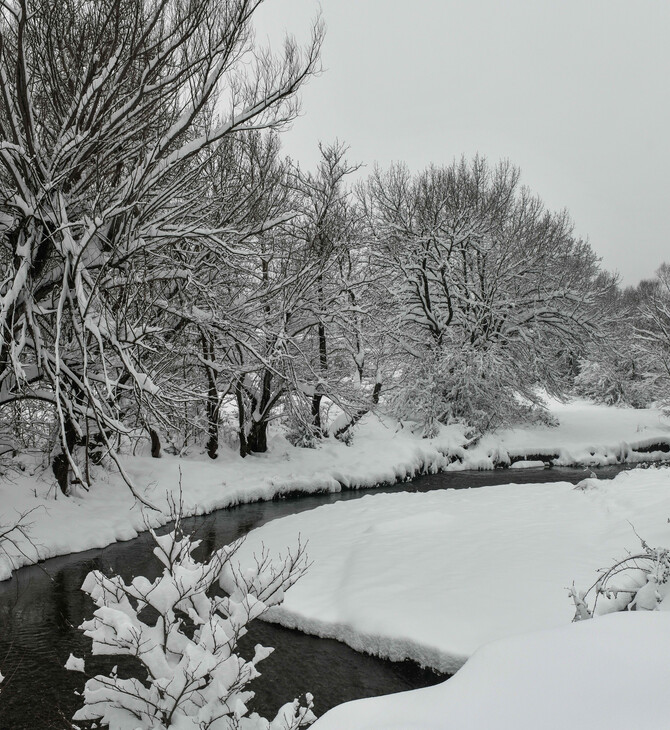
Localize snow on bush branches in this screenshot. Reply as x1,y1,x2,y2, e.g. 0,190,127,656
571,533,670,621
68,514,314,729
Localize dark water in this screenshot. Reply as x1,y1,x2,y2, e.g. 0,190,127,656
0,464,631,729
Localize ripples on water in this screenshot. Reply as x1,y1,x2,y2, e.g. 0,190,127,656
0,465,630,729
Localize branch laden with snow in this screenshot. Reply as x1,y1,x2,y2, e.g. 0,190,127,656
69,512,314,729
0,0,322,494
571,534,670,621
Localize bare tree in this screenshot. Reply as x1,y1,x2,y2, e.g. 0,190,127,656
289,142,362,437
360,156,607,432
0,0,322,494
632,264,670,405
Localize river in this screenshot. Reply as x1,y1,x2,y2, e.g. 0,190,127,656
0,464,629,729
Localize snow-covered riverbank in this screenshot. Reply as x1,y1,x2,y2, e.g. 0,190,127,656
3,398,670,729
475,397,670,467
311,611,670,730
0,415,458,581
234,464,670,728
1,397,669,581
232,466,670,673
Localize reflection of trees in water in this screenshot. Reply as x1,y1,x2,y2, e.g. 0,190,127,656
52,570,73,636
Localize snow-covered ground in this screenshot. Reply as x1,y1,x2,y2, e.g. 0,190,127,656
311,611,670,730
1,397,669,581
232,467,670,673
473,396,670,467
0,416,461,581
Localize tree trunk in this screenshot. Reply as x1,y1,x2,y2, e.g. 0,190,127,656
246,419,268,453
201,332,219,459
311,392,323,433
250,367,273,454
311,284,328,435
52,415,78,495
150,428,161,458
235,381,249,458
236,370,274,457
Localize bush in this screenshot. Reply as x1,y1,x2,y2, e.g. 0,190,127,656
570,534,670,621
388,344,556,437
573,358,658,409
68,514,314,730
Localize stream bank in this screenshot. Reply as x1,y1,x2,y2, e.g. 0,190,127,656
0,464,630,729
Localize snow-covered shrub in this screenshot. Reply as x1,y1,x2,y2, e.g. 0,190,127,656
388,344,555,436
333,426,355,447
573,357,657,408
570,535,670,620
278,391,316,449
69,517,314,729
284,425,319,450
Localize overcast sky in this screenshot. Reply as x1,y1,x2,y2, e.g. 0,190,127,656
254,1,670,286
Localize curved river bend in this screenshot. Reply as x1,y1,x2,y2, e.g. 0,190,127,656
0,465,628,729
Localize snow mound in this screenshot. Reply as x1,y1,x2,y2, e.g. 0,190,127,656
312,611,670,730
509,459,546,469
64,653,85,673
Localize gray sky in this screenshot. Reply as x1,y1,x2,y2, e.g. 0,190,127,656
255,0,670,286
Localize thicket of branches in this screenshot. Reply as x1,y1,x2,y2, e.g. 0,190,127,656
573,263,670,410
0,0,621,498
360,158,608,434
68,511,315,729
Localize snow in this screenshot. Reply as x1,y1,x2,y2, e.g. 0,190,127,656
311,611,670,730
0,416,462,581
1,397,669,582
64,653,85,673
471,396,670,467
508,459,546,469
231,467,670,674
3,397,670,727
72,528,316,730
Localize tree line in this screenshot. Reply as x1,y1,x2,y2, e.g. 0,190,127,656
1,0,622,498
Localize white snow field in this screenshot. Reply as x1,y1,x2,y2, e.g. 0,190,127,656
0,397,669,581
473,396,670,467
232,467,670,673
311,611,670,730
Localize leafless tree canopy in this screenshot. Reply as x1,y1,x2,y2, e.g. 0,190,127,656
0,0,636,497
0,0,322,496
